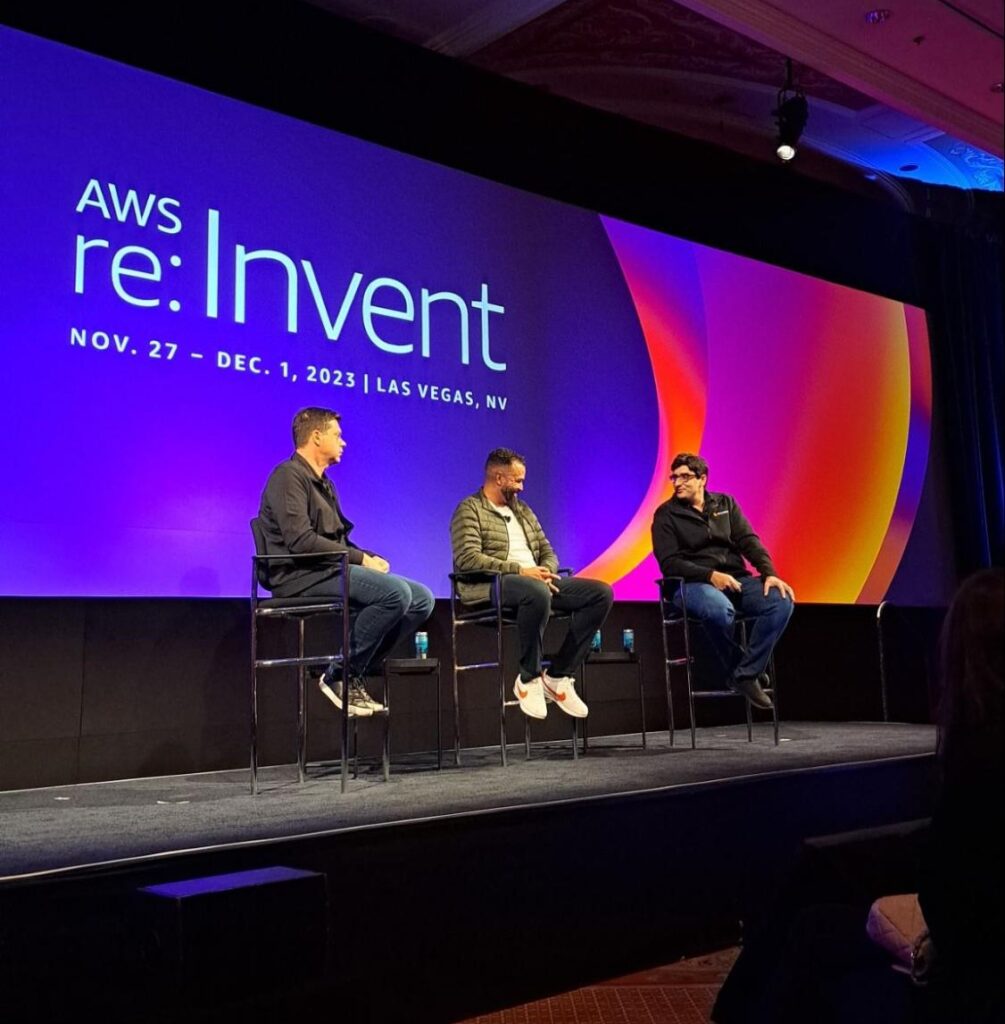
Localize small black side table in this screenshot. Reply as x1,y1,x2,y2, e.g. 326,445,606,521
580,651,646,752
383,656,442,770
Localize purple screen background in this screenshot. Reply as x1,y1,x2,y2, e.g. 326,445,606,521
0,27,657,597
0,27,943,603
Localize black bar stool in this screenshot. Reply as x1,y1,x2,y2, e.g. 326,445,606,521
658,576,779,748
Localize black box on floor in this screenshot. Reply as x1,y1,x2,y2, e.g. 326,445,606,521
136,865,328,995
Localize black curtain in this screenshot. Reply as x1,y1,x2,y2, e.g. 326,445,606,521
923,191,1004,574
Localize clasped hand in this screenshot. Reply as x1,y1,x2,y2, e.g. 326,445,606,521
520,565,561,593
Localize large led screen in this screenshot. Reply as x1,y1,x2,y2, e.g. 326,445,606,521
0,26,931,601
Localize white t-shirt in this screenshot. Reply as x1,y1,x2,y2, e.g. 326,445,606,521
492,504,537,569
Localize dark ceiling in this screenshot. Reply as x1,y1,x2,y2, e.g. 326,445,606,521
311,0,1005,198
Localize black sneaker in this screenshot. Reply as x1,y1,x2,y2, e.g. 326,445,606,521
319,671,374,717
349,680,385,713
730,674,774,709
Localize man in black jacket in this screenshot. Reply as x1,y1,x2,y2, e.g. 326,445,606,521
258,407,434,717
651,452,794,708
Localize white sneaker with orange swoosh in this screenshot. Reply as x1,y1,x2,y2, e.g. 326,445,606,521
542,673,589,718
512,676,548,719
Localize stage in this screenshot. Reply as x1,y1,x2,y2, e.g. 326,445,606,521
1,721,933,880
0,721,936,1022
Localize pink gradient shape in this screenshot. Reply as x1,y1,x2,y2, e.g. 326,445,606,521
583,217,932,604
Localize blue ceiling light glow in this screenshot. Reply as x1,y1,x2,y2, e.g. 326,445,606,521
853,141,1003,190
792,96,1004,191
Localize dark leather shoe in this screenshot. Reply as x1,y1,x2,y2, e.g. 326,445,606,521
731,674,774,709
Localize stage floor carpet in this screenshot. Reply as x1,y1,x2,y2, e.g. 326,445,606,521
0,720,934,881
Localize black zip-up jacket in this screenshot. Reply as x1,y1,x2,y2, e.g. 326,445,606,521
651,491,776,583
258,453,376,596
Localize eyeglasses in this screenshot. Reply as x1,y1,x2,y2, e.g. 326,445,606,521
670,472,698,484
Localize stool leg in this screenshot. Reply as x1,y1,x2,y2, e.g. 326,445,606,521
499,667,509,768
339,608,350,794
638,657,647,749
435,662,442,770
382,667,390,782
452,628,462,768
297,620,307,783
570,665,581,760
499,620,509,767
659,590,680,749
682,619,697,750
250,654,259,796
664,660,677,750
581,668,590,753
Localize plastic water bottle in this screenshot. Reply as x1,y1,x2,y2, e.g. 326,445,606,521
590,629,602,653
622,628,635,653
414,631,429,659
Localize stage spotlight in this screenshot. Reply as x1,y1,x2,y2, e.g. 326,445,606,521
775,95,808,160
774,59,808,162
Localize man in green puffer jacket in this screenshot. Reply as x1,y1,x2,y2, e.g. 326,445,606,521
450,448,613,720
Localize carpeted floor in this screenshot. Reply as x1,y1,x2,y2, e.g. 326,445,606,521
460,948,740,1023
0,721,934,879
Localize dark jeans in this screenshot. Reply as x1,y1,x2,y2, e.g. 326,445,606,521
498,574,613,680
672,576,793,683
300,566,434,678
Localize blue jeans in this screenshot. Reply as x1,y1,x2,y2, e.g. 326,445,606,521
300,566,434,678
672,576,793,684
498,575,614,680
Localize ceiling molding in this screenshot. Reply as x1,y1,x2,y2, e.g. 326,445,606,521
425,0,569,56
675,0,1004,155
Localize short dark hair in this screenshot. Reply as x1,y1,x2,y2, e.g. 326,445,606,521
292,407,341,448
485,447,525,474
671,452,708,478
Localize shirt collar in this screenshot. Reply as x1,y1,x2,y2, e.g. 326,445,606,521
292,453,335,498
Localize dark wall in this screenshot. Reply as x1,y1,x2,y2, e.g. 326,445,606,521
0,596,937,789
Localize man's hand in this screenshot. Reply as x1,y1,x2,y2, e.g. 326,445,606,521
520,565,560,593
362,553,390,573
763,575,795,601
709,571,742,593
519,566,558,581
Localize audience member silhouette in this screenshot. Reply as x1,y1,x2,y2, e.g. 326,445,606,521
712,567,1004,1024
